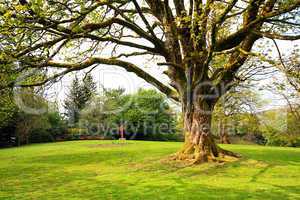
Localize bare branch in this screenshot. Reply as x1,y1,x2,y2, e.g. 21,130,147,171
254,31,300,40
39,57,180,101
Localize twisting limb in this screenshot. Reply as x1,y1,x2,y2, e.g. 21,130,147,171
25,57,180,101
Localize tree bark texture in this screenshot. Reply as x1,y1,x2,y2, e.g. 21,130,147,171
174,100,238,164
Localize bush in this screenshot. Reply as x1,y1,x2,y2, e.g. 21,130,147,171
286,137,300,147
253,133,267,145
67,128,87,135
265,133,300,147
47,112,68,138
28,129,54,143
266,135,288,146
62,128,87,140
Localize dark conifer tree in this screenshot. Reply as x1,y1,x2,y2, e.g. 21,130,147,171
64,74,96,125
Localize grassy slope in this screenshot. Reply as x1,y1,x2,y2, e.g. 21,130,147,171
0,141,299,200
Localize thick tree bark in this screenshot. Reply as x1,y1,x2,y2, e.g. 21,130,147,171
174,102,238,164
219,120,231,144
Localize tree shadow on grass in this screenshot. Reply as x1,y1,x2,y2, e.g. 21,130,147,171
2,143,300,200
22,149,141,166
225,145,300,166
3,163,299,200
85,179,300,200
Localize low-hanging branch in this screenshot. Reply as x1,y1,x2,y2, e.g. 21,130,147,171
27,57,179,101
253,31,300,40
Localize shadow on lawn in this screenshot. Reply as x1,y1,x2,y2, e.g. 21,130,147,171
2,143,300,200
249,163,274,183
87,178,300,200
25,150,132,165
139,184,300,200
225,145,300,166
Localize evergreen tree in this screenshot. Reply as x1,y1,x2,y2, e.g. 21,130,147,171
82,73,97,105
64,76,81,124
64,74,96,125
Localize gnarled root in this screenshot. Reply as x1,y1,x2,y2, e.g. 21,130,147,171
171,142,241,165
218,146,241,158
172,142,217,164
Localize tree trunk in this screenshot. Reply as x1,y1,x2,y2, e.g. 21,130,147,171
174,105,239,164
219,120,231,144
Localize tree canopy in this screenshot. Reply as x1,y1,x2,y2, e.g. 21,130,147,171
0,0,298,97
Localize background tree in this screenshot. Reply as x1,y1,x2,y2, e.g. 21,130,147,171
80,88,178,141
82,73,97,104
79,88,125,136
64,76,82,124
0,62,19,146
0,64,18,129
278,50,300,93
263,79,300,146
1,0,300,163
121,89,176,140
0,57,66,146
64,74,96,125
213,86,263,144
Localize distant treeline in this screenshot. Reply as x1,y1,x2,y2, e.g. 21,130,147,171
0,86,182,147
1,74,299,147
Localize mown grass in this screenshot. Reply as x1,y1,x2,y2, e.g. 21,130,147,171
0,140,300,200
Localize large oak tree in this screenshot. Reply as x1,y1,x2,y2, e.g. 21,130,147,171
0,0,300,163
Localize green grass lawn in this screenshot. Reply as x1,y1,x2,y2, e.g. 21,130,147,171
0,141,300,200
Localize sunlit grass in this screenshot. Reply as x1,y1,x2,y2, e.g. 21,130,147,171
0,141,300,200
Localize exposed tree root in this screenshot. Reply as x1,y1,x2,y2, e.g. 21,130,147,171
173,110,241,165
218,146,241,158
170,143,241,165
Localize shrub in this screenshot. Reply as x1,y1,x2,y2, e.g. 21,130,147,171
266,135,288,146
265,133,300,147
28,129,54,143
